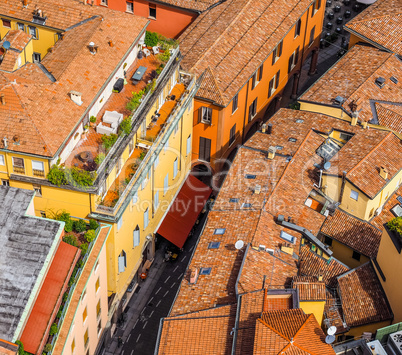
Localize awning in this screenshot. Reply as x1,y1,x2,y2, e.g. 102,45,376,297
157,175,212,248
20,241,80,355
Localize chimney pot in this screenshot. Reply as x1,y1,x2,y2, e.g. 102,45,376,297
267,146,276,160
379,166,388,180
351,112,358,126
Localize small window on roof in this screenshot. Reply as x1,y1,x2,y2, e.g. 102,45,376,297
296,119,304,123
200,267,212,275
280,231,296,244
214,228,226,235
242,203,252,208
208,242,220,249
229,198,239,203
276,145,283,150
288,138,297,142
245,174,256,179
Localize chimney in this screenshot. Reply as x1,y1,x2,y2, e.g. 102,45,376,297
22,0,28,7
108,40,114,47
69,91,83,106
189,268,198,284
379,166,388,180
3,137,8,149
318,271,323,282
0,93,5,105
267,146,276,160
261,123,267,133
254,184,261,195
267,123,273,135
88,42,98,54
351,111,358,126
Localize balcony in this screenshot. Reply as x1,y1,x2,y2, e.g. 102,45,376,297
33,169,45,177
13,166,25,174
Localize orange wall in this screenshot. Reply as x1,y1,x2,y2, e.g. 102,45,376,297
192,2,325,174
90,0,196,38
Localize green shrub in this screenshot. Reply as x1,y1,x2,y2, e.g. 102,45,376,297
95,153,105,166
70,167,96,187
289,102,300,110
126,89,144,112
144,31,158,47
16,340,24,355
62,292,68,303
73,219,87,233
84,229,96,243
68,276,75,287
47,165,67,186
63,234,78,247
49,323,58,336
57,310,62,319
156,67,162,75
139,151,146,160
119,118,132,135
43,343,52,353
80,242,88,256
58,211,73,232
387,217,402,237
158,50,170,63
89,219,99,230
90,115,97,123
101,134,118,151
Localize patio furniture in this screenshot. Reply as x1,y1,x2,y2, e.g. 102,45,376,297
143,48,151,57
96,110,123,135
131,66,147,84
152,46,159,55
113,78,124,93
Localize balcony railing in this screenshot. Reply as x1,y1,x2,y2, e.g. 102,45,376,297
13,166,25,174
33,169,45,177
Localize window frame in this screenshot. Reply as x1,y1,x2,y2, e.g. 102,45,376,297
352,250,361,261
32,160,45,177
17,22,25,31
2,180,10,186
199,106,212,125
173,158,178,179
126,1,134,12
2,19,11,28
294,19,301,38
199,137,211,162
154,190,159,210
28,25,38,39
272,41,283,65
143,207,149,229
32,52,41,63
350,190,359,201
0,154,4,166
248,98,258,122
229,124,236,146
232,94,238,114
186,135,191,155
288,47,300,73
133,226,140,247
252,64,264,89
149,3,156,19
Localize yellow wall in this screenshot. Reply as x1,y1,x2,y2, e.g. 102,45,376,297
375,228,402,323
300,301,325,325
329,239,369,269
299,101,350,121
344,320,392,339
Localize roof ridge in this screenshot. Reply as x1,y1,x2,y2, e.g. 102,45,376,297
346,11,402,26
204,66,225,104
347,130,392,176
257,317,291,342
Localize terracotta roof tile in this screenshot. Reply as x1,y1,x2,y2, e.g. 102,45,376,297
324,289,347,333
371,185,402,229
300,45,402,124
299,245,349,288
0,30,32,73
375,102,402,134
344,0,402,55
292,277,326,301
155,0,221,12
320,209,382,258
179,0,311,105
337,262,393,327
195,66,224,105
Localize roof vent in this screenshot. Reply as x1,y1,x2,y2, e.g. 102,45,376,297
3,137,8,149
333,96,345,106
390,76,398,85
267,146,276,160
375,77,386,89
88,42,98,54
379,166,388,180
12,135,20,145
69,91,83,106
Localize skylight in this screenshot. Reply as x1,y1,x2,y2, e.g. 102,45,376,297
288,138,297,142
242,203,252,208
200,267,212,275
229,198,239,203
214,228,226,235
280,231,296,244
208,242,220,249
296,119,304,123
276,145,283,150
245,174,256,179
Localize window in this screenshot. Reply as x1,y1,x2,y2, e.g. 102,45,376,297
350,190,359,201
208,242,220,249
101,0,108,5
0,155,4,165
129,139,134,154
324,236,333,246
154,155,159,169
154,190,159,210
199,137,211,162
117,216,123,230
33,185,42,197
12,157,25,174
133,226,140,247
17,23,24,31
268,70,280,98
40,211,46,218
214,228,226,235
229,124,236,146
118,250,127,273
252,65,264,89
143,208,149,229
84,329,89,348
352,250,361,261
126,1,133,12
280,231,296,244
32,160,44,177
248,98,257,122
199,106,212,125
33,52,41,63
229,198,238,203
28,26,37,39
2,19,11,28
200,267,212,275
272,41,283,65
186,135,191,155
309,26,315,46
164,173,169,195
71,339,75,353
288,47,300,73
95,277,100,293
83,307,88,323
311,0,321,16
173,158,178,179
149,3,156,18
294,19,301,37
232,94,238,114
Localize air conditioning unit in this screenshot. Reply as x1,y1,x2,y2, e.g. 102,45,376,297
388,331,402,355
258,245,266,251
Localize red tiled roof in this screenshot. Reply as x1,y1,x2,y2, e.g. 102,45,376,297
292,277,326,301
254,309,335,354
155,0,221,12
179,0,312,106
371,185,402,230
320,209,382,258
324,289,348,334
20,241,80,355
375,102,402,135
299,245,349,288
337,262,393,327
0,30,32,73
344,0,402,56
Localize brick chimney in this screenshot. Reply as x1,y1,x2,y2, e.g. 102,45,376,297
267,146,276,160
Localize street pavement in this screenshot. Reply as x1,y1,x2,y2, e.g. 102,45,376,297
103,211,208,355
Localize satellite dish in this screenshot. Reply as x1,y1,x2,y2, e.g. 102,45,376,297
327,326,337,335
235,240,244,250
323,162,331,170
325,335,335,344
2,41,10,50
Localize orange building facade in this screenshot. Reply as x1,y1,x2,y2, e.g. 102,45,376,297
190,0,325,185
88,0,197,38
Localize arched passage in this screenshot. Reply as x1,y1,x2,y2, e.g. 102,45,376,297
191,163,213,188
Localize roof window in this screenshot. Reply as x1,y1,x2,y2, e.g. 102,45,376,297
245,174,256,179
390,76,398,85
208,242,220,249
241,203,252,209
296,119,304,123
288,138,297,142
275,145,283,150
229,198,239,203
214,228,226,235
280,231,296,244
200,267,212,275
375,77,386,89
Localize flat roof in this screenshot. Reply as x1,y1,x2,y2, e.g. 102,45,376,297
0,187,62,342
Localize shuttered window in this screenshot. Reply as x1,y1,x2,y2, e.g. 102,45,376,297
164,173,169,195
229,124,236,146
154,190,159,210
173,158,178,178
118,250,127,273
199,137,211,162
186,135,191,155
144,207,149,229
133,226,140,247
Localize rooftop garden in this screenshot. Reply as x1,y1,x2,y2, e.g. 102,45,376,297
387,216,402,239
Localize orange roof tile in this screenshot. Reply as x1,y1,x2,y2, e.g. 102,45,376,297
20,241,80,355
292,277,326,301
155,0,221,12
300,45,402,125
179,0,312,106
0,30,32,73
344,0,402,56
337,262,393,327
375,102,402,134
320,209,382,258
